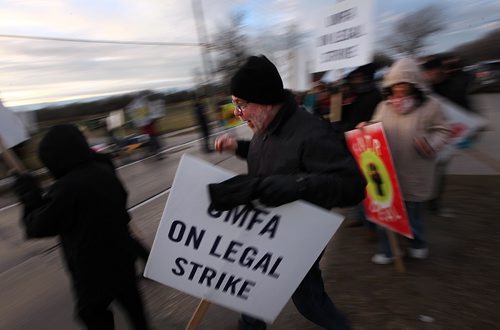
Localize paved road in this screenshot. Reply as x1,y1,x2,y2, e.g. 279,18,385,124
0,94,498,329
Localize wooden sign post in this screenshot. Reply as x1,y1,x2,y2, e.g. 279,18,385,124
387,230,405,273
186,299,211,330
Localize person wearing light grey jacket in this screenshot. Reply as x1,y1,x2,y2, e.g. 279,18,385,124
369,58,451,264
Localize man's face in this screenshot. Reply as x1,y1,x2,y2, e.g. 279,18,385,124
232,96,273,134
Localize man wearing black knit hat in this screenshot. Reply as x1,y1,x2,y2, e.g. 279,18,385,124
210,55,366,329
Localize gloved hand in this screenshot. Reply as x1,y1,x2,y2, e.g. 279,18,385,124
208,175,261,211
13,173,43,207
257,175,306,207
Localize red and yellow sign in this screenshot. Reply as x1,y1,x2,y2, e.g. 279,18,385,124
345,123,412,238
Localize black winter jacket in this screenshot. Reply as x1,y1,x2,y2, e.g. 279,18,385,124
235,91,366,209
21,125,136,287
339,88,382,133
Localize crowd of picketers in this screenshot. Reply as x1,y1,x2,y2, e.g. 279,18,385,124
11,53,476,329
294,54,476,264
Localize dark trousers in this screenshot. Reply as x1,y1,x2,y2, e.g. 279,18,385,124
148,135,161,154
197,117,211,151
241,256,349,330
75,270,148,330
429,158,450,212
377,201,426,256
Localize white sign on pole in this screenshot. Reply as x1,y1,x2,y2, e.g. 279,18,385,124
0,100,29,150
313,0,374,72
273,48,311,91
144,155,344,323
434,95,488,160
106,110,125,131
125,97,150,128
148,99,166,119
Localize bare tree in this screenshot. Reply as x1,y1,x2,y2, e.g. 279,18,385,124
383,5,445,56
210,11,249,90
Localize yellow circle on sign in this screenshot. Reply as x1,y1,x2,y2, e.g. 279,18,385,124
360,150,393,205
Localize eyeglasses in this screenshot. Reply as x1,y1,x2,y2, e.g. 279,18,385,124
232,101,249,115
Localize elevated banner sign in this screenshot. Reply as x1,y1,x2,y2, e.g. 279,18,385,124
106,110,125,131
434,95,488,160
0,100,28,150
314,0,374,72
345,123,412,238
125,97,166,128
144,155,344,322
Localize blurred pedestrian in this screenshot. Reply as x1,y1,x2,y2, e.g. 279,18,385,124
193,96,213,153
211,55,366,330
363,58,451,264
302,87,316,114
421,54,476,216
422,54,475,112
312,82,331,120
14,124,149,329
142,118,163,160
339,63,383,133
337,63,383,236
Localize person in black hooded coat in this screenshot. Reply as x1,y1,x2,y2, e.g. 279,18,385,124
338,63,382,134
14,124,148,330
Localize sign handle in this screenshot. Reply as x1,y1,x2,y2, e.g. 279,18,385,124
387,230,405,273
186,299,211,330
329,92,342,122
0,136,27,174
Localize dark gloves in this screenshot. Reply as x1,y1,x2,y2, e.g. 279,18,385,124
258,175,307,207
208,175,261,210
13,174,43,208
209,174,308,209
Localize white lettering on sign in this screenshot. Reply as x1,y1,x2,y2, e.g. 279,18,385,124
352,134,382,157
368,203,402,223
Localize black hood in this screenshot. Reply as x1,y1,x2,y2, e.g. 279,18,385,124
38,124,93,178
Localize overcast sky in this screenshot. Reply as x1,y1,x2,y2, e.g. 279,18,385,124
1,0,499,110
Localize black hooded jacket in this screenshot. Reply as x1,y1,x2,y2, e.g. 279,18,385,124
22,125,135,285
235,91,366,209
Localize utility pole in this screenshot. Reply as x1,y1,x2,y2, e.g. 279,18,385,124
191,0,216,111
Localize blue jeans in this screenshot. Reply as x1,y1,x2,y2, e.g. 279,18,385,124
377,201,427,257
240,255,349,330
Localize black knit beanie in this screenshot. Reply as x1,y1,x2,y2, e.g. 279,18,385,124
230,55,285,105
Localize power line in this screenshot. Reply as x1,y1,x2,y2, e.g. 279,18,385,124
0,33,205,47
